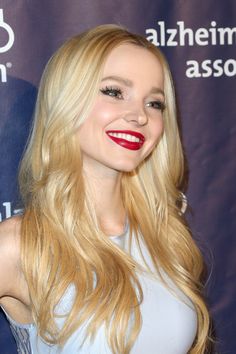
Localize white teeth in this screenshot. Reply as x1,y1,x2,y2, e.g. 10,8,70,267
130,135,136,142
108,132,141,143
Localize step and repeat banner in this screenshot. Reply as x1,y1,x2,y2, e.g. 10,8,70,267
0,1,235,353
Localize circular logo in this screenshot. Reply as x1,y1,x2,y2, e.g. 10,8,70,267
0,9,14,53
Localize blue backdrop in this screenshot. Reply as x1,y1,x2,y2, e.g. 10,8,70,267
0,1,235,353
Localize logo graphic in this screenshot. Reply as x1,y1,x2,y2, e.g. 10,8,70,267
0,9,14,53
146,21,236,78
0,202,22,221
0,9,14,83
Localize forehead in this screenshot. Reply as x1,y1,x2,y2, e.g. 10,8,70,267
101,43,164,88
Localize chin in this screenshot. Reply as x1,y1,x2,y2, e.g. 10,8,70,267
113,162,140,173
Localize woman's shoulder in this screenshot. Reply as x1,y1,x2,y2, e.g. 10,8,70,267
0,216,22,299
0,215,22,256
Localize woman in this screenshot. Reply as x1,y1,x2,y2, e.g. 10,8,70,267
0,24,210,353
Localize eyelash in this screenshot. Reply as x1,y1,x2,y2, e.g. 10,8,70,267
146,100,166,112
100,86,166,112
100,86,123,99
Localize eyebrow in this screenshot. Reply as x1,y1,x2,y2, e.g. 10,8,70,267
101,75,165,97
101,75,133,87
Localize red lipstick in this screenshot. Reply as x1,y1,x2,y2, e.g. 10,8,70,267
106,130,145,151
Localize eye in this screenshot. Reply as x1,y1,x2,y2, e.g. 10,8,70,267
100,86,123,99
146,100,166,112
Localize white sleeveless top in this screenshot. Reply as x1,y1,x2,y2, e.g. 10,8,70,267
2,225,197,353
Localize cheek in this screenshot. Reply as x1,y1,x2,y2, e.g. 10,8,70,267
76,105,109,140
88,100,120,127
76,101,121,147
150,118,164,144
142,119,163,160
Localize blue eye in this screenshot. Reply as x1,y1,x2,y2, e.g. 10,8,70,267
100,86,123,99
146,100,166,112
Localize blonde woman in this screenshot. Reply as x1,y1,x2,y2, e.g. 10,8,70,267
0,25,210,353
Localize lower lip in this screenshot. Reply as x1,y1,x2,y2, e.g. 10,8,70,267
107,135,144,150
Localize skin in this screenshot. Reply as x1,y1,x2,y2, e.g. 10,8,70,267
0,216,32,323
77,43,165,234
0,43,165,323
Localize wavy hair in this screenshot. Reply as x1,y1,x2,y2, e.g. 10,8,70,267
19,24,210,353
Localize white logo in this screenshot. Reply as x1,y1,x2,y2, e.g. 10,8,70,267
0,202,23,221
146,21,236,47
0,9,14,83
146,21,236,78
0,9,14,53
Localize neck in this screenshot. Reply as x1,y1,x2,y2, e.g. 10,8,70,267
83,160,126,235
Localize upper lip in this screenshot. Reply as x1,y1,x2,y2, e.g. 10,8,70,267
106,130,145,142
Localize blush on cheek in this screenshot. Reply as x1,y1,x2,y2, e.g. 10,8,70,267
90,99,120,125
146,129,163,155
154,123,164,143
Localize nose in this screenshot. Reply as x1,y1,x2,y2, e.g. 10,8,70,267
123,101,148,126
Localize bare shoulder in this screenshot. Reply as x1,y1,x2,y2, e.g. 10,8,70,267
0,216,33,322
0,214,22,233
0,215,21,261
0,216,22,299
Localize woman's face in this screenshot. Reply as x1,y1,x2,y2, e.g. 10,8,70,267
77,43,165,176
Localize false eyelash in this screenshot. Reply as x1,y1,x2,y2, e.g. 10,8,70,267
157,101,166,112
153,101,166,112
147,100,166,112
100,86,123,98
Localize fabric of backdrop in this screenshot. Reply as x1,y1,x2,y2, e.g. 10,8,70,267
0,1,235,353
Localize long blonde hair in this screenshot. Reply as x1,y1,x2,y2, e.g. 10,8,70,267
19,24,210,353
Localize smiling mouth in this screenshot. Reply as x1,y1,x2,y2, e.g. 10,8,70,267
106,130,145,150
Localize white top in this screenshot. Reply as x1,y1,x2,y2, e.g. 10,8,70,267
2,225,197,353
